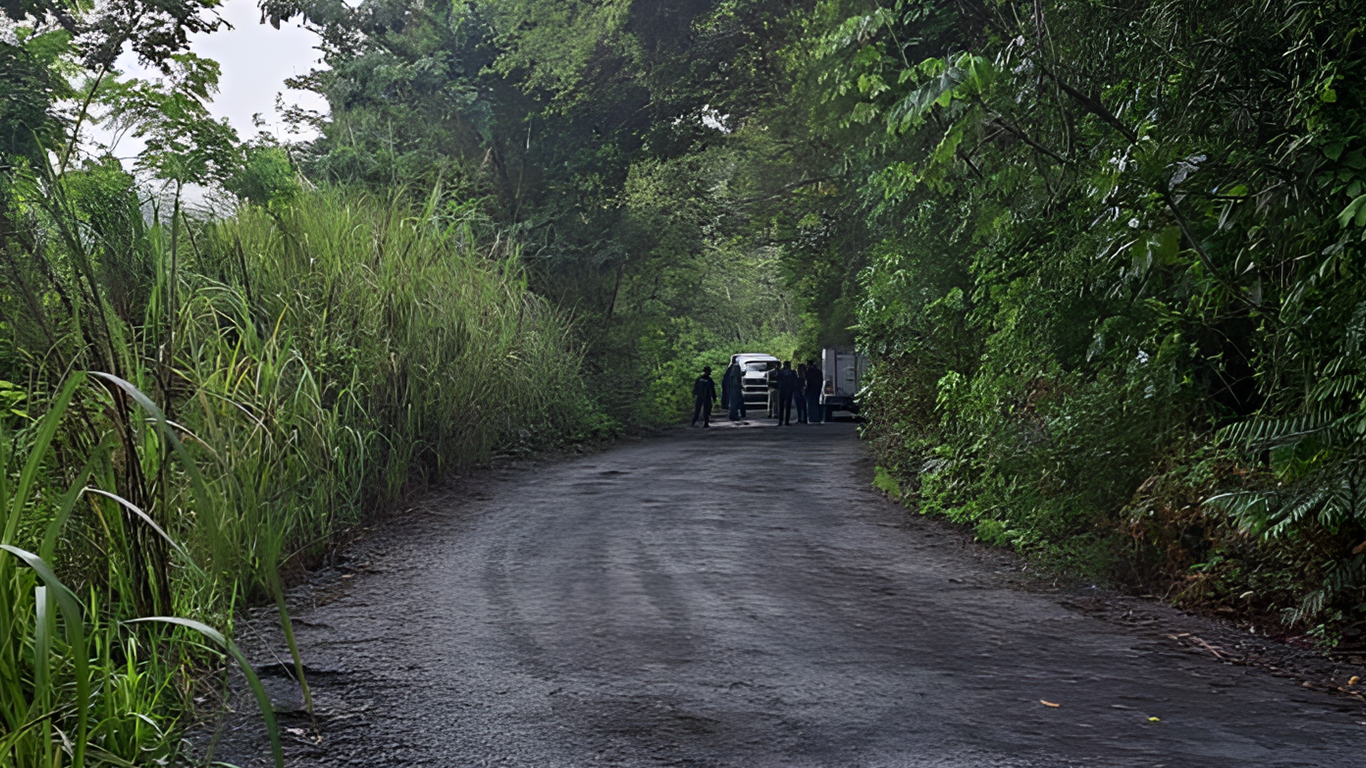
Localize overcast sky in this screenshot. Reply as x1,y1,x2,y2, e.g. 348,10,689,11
97,0,328,161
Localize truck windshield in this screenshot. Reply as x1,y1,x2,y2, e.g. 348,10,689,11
744,361,777,372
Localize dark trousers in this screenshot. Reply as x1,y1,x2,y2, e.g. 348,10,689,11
795,391,808,423
778,391,796,424
807,393,822,423
692,398,713,426
729,396,745,420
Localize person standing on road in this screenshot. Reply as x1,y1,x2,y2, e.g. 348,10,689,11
804,359,824,424
795,363,809,423
776,361,800,426
723,359,744,421
692,366,718,427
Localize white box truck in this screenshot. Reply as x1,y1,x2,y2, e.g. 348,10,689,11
820,348,867,420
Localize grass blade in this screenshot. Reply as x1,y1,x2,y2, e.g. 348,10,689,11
88,371,216,523
39,435,114,561
126,617,283,768
2,545,89,768
83,488,203,574
4,373,83,545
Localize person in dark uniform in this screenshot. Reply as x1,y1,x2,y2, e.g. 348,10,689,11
776,360,800,426
722,359,744,421
795,363,809,423
692,366,718,427
804,359,824,424
766,365,779,417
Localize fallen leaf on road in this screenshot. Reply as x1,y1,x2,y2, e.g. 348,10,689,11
1040,700,1060,708
1148,717,1161,723
1349,676,1360,686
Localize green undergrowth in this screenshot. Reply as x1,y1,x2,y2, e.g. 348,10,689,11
861,340,1364,642
868,394,1364,646
0,174,601,765
845,0,1366,646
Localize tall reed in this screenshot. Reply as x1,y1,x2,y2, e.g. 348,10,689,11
0,174,597,766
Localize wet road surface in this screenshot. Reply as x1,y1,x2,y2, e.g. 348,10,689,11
212,422,1366,767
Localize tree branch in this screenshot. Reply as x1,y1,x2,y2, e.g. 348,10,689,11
733,176,841,206
991,117,1068,164
1038,66,1139,144
1161,188,1266,317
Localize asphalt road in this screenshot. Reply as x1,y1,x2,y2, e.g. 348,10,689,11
209,421,1366,767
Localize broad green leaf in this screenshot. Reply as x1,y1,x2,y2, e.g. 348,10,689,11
1154,226,1183,265
1339,194,1366,228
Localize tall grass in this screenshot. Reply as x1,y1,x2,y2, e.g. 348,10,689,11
0,169,598,765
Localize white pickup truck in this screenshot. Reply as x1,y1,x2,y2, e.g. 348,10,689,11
820,347,868,420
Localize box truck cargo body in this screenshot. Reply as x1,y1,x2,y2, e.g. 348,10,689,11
820,348,867,420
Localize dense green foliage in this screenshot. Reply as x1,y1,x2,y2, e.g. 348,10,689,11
258,0,809,422
795,0,1366,634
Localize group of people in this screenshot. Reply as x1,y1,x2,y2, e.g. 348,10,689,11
690,358,825,428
